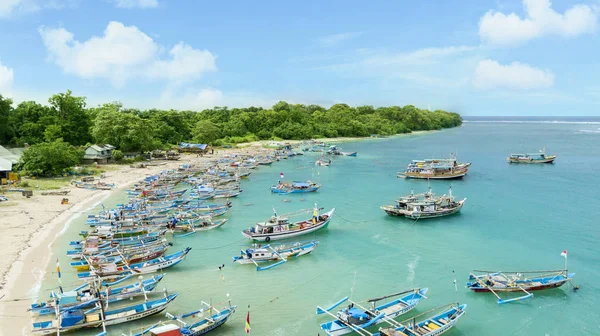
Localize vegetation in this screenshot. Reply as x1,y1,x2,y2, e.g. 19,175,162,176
18,139,84,176
0,91,462,175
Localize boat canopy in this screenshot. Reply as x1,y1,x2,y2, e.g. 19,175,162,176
292,182,310,187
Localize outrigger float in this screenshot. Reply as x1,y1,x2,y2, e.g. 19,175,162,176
233,240,319,271
316,288,429,336
241,205,334,242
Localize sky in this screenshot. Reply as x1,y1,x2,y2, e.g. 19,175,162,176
0,0,599,116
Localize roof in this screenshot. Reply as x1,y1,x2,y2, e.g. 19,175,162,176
0,157,12,171
180,142,207,150
87,144,114,152
0,145,22,164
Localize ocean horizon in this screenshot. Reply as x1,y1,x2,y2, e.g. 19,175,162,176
462,116,600,124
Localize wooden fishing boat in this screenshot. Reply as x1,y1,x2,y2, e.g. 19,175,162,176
29,275,164,316
77,247,191,280
233,240,319,271
271,181,321,194
508,147,556,163
316,288,429,336
127,299,236,336
242,205,334,242
466,269,574,304
31,293,178,335
327,146,357,157
375,303,467,336
70,244,169,271
380,187,466,219
398,155,471,179
169,218,228,237
316,159,331,166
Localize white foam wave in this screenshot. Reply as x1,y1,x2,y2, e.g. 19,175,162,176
579,128,600,133
463,120,600,125
406,255,420,283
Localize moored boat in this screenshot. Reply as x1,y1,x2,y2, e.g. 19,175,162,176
271,180,321,194
242,205,334,242
398,154,470,179
375,303,467,336
380,187,466,219
233,240,319,271
316,288,429,336
508,147,556,163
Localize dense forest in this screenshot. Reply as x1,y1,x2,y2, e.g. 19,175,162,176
0,91,462,174
0,91,462,151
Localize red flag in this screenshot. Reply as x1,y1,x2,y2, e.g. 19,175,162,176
561,250,567,258
245,311,251,333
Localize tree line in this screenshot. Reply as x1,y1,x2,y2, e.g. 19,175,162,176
0,91,462,175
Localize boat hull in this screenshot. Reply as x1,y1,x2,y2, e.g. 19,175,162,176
508,156,556,163
242,210,334,242
381,200,465,219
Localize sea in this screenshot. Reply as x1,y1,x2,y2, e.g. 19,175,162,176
39,117,600,336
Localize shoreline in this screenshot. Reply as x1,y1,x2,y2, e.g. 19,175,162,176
0,132,433,335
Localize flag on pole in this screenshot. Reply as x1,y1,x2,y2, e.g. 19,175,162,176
561,250,568,258
56,259,62,283
280,172,284,179
245,311,251,333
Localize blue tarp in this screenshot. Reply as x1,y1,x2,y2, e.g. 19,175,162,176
180,142,207,150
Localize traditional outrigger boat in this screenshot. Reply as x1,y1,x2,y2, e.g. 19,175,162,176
271,180,321,194
375,303,467,336
70,243,169,271
507,147,556,163
466,269,574,304
316,288,429,336
77,247,192,280
398,155,471,179
126,299,236,336
242,205,334,242
32,293,178,335
380,187,466,219
327,145,357,157
30,275,165,316
233,240,319,271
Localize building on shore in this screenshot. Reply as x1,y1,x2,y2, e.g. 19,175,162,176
83,144,115,164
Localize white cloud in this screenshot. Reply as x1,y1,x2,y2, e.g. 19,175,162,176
479,0,598,46
363,45,477,66
158,87,279,110
473,59,554,89
39,21,216,87
0,0,24,18
0,59,14,94
110,0,158,8
318,32,363,47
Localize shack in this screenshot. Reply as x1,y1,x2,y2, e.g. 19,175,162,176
83,144,115,164
178,142,211,154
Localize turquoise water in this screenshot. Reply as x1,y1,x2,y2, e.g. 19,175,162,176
42,122,600,335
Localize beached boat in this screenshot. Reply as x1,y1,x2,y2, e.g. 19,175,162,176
380,187,466,219
271,181,321,194
233,240,319,271
29,275,164,316
375,303,467,336
466,269,574,304
32,293,178,335
242,205,334,242
508,147,556,163
127,299,236,336
316,288,429,336
70,243,169,271
398,155,471,179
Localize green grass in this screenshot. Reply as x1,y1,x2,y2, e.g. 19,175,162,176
20,177,73,190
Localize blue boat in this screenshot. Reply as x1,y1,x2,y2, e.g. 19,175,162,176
375,303,466,336
32,293,178,334
271,181,321,194
317,288,428,336
128,300,236,336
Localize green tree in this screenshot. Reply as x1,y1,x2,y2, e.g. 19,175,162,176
19,139,83,176
92,108,157,152
0,95,13,144
48,90,92,146
192,120,221,144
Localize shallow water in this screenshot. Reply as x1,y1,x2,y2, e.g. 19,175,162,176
41,122,600,335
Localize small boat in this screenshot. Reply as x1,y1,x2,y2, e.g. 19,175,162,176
70,244,169,271
127,299,236,336
467,269,574,304
29,275,165,316
327,146,357,157
375,303,467,336
316,288,429,336
271,181,321,194
233,241,319,271
398,154,471,179
242,205,334,242
380,187,466,219
32,293,178,335
508,147,556,163
315,159,331,166
77,247,192,280
169,218,228,237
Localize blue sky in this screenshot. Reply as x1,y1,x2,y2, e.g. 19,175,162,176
0,0,599,116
